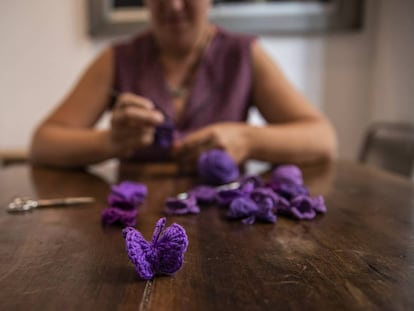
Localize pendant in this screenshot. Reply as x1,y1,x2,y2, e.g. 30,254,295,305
170,87,188,98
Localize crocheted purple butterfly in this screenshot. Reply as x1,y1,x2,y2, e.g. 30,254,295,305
154,121,175,149
102,181,147,227
122,217,189,280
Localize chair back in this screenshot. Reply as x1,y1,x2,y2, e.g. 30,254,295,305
359,121,414,179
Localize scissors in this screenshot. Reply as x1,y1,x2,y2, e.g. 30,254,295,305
6,196,95,213
176,181,240,200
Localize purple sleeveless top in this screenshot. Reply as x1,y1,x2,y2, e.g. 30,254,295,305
113,27,256,160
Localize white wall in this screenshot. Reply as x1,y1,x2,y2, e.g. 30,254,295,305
370,0,414,122
0,0,413,161
0,0,104,150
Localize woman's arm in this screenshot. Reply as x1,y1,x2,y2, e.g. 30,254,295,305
174,41,337,166
245,40,338,164
30,48,165,168
30,48,115,167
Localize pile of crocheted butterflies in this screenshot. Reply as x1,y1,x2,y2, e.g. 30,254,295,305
102,148,327,280
165,149,327,225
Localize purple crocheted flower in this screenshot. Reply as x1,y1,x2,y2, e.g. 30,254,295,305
278,195,316,220
239,175,263,191
272,165,304,185
216,188,246,208
103,181,148,226
101,207,138,227
253,199,277,224
198,149,240,185
218,165,327,223
250,187,279,209
165,195,200,215
122,217,188,280
108,181,148,209
226,189,277,225
188,185,217,204
310,195,327,213
154,121,175,149
228,198,276,225
248,188,278,224
227,196,258,220
268,182,309,200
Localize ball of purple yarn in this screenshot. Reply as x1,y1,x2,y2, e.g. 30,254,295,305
198,149,240,185
272,164,304,185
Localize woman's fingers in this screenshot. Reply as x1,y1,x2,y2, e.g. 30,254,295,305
108,92,166,156
115,92,155,110
173,131,219,169
173,123,248,167
112,93,164,127
111,126,156,157
175,126,221,156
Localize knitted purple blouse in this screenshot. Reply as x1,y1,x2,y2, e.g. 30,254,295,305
113,27,256,160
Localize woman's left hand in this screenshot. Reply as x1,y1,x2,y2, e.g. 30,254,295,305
173,122,250,170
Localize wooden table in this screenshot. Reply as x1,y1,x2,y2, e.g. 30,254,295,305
0,161,413,310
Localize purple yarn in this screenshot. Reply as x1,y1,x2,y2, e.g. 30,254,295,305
239,175,263,191
227,197,258,219
198,149,240,185
239,181,255,194
310,195,327,213
154,121,175,149
103,181,147,226
227,196,277,225
272,164,304,185
290,196,317,220
221,165,327,224
101,207,138,227
250,188,280,209
277,195,316,220
226,188,278,224
268,182,309,200
254,198,277,223
216,188,246,208
249,188,278,224
165,195,200,215
188,185,217,204
122,217,189,280
108,181,148,209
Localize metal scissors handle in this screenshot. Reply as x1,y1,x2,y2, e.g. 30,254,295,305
176,181,240,200
6,196,95,213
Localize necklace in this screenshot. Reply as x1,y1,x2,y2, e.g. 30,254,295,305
165,27,214,99
169,87,188,98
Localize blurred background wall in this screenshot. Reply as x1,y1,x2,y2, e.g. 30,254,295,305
0,0,413,160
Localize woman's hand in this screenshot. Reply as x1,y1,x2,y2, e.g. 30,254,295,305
109,93,165,158
173,122,250,170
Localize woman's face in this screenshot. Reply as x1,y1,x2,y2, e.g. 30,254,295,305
146,0,212,51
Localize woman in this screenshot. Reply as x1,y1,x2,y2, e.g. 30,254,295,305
30,0,337,168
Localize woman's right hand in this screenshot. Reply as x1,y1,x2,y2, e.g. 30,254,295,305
108,92,165,158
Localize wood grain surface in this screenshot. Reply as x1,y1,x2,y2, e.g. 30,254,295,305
0,161,413,310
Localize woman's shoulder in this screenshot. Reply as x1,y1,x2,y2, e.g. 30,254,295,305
214,26,257,47
208,26,256,65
